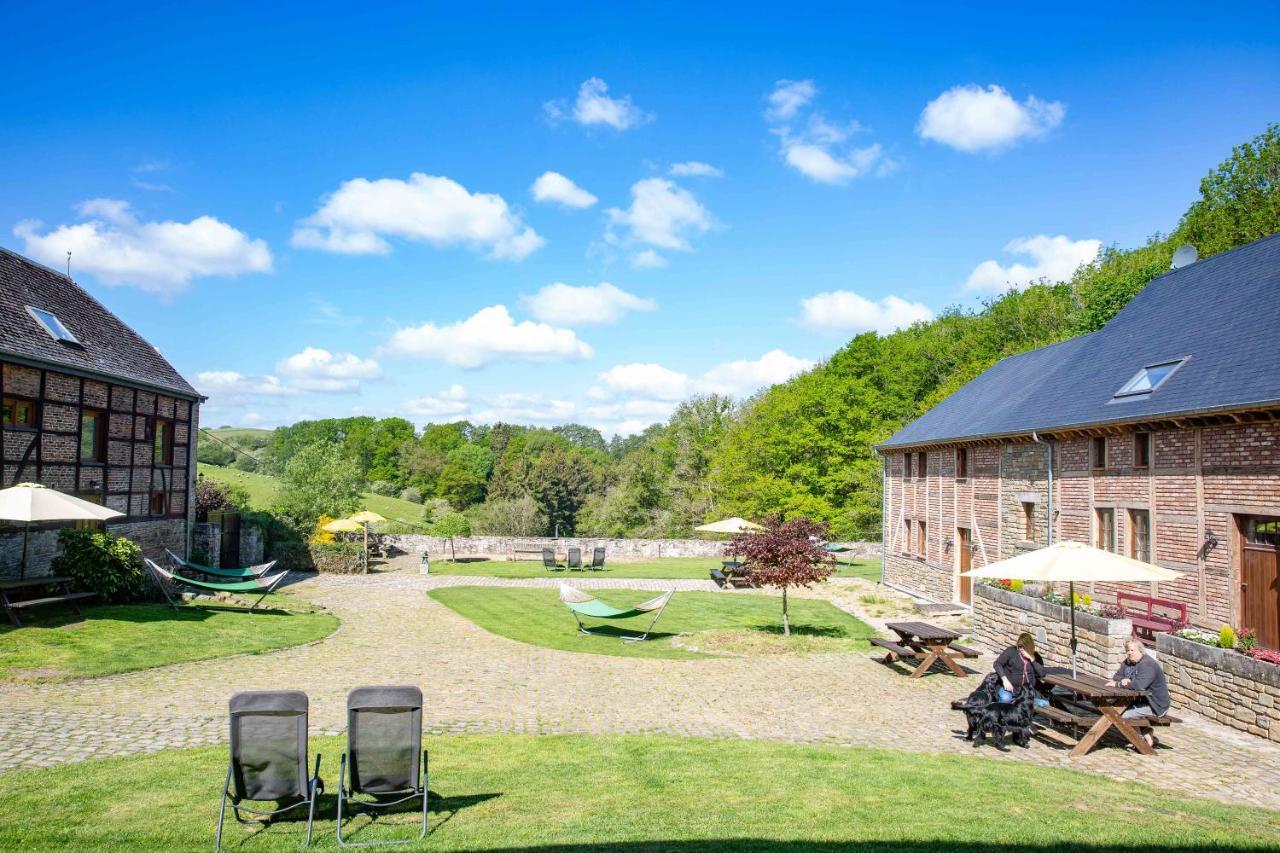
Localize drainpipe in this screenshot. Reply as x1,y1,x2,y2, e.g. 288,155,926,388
880,452,888,584
1031,431,1054,546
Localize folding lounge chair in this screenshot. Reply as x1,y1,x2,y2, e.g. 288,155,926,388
567,547,582,570
541,548,561,571
589,547,606,571
217,690,323,850
558,583,674,642
144,558,287,611
337,685,429,847
166,548,277,580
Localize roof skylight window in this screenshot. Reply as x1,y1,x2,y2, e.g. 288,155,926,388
26,306,81,345
1114,358,1185,398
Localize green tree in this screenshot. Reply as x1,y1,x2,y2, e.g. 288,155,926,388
436,444,495,508
528,444,599,535
274,442,364,532
1177,123,1280,257
467,495,548,536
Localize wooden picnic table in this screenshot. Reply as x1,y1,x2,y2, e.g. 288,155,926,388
873,620,979,678
0,575,95,627
1041,669,1154,757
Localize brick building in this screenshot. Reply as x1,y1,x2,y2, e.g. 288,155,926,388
879,233,1280,650
0,247,201,577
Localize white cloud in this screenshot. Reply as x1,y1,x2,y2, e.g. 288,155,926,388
630,249,668,269
194,371,295,412
918,84,1065,153
698,349,815,396
15,199,272,294
384,305,593,368
669,161,723,178
764,79,816,122
523,282,656,327
606,178,712,252
473,393,578,424
964,235,1101,293
275,347,382,393
544,77,651,130
291,173,544,261
764,82,890,185
597,363,691,401
530,171,597,209
404,384,470,418
800,291,935,334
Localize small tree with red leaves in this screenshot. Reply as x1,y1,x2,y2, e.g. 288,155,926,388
728,515,836,636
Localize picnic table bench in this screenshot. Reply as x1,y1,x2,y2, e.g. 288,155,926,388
875,621,979,678
1038,669,1180,757
0,576,96,627
1116,592,1187,643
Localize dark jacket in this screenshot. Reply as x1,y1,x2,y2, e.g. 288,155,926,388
1112,654,1170,716
994,646,1044,690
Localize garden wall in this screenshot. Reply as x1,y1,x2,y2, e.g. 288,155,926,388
381,535,879,562
0,518,187,581
1156,632,1280,743
971,583,1131,677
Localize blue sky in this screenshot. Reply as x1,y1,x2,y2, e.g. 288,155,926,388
4,2,1278,434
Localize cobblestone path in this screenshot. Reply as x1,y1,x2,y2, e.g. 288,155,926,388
2,568,1278,811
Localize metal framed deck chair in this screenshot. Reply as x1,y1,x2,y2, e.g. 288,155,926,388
144,558,287,611
217,690,323,851
589,547,606,571
541,548,561,571
558,583,674,642
166,548,277,580
567,547,582,570
337,686,429,848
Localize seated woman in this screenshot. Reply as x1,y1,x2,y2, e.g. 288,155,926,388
993,632,1047,705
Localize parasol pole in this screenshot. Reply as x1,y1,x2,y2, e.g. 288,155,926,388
1069,580,1079,678
20,521,30,581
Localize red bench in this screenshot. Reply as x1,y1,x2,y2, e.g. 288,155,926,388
1116,592,1187,643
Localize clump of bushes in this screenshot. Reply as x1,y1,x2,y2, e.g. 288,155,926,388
307,541,364,574
53,529,149,603
1219,625,1237,650
369,480,399,497
399,487,423,504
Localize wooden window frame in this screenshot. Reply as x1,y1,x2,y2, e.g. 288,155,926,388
1128,509,1151,563
2,394,39,431
1022,501,1035,540
916,451,927,479
149,490,168,517
1134,431,1151,469
955,447,969,480
153,417,174,466
1096,507,1116,553
80,408,106,463
1091,436,1107,470
903,519,912,554
917,520,927,558
903,453,912,480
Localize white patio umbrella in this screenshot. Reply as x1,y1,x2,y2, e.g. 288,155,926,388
962,540,1182,676
694,517,764,534
0,483,123,579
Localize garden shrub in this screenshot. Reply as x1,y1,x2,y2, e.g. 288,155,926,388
399,487,424,504
1247,646,1280,665
52,529,149,603
1009,579,1024,593
242,509,310,572
1238,628,1258,652
1219,626,1237,650
307,541,364,574
370,480,398,497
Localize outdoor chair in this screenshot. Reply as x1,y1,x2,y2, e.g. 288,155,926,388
589,547,606,570
541,548,561,571
217,690,323,850
337,685,429,848
567,547,583,570
558,583,674,642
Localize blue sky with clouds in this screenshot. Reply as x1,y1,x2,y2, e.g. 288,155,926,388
3,3,1278,434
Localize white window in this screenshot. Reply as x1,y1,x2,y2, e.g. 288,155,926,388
26,306,80,344
1115,359,1185,397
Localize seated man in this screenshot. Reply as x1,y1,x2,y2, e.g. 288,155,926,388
993,632,1047,705
1107,638,1171,749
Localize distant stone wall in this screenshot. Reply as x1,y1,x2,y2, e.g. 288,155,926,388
972,583,1131,677
883,552,950,601
381,535,879,562
1157,632,1280,743
0,518,186,581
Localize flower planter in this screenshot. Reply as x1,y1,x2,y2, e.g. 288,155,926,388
971,583,1131,677
1156,631,1280,743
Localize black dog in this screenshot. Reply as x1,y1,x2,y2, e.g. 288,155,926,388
970,687,1037,750
957,673,1002,741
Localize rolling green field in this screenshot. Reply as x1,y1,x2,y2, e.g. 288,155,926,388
425,556,882,581
0,734,1275,850
0,602,338,682
428,587,874,659
199,464,427,523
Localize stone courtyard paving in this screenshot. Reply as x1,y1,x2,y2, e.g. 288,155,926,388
2,562,1279,812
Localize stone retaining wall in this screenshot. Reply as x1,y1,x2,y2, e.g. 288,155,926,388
0,518,187,580
972,583,1131,676
381,534,879,562
1156,633,1280,743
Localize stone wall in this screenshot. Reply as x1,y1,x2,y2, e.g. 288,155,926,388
191,521,264,568
971,583,1131,677
883,551,950,602
0,518,187,580
381,534,879,562
1157,632,1280,743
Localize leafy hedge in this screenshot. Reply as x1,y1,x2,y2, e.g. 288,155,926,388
52,529,150,603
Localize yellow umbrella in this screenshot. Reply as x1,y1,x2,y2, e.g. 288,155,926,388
322,518,362,533
694,517,764,534
963,541,1182,675
347,511,387,572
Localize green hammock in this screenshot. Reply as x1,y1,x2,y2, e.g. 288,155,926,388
144,558,287,610
558,583,673,642
165,548,276,579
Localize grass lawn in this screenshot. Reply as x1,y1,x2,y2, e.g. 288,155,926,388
424,556,883,581
0,734,1276,850
199,464,427,523
428,587,874,659
0,602,338,682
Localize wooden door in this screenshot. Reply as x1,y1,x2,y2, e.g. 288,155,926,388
210,511,242,569
958,527,972,605
1241,516,1280,650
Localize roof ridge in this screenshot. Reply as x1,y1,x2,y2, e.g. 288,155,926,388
0,243,77,283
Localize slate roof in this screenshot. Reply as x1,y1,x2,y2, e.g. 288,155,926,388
882,231,1280,449
0,247,200,399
